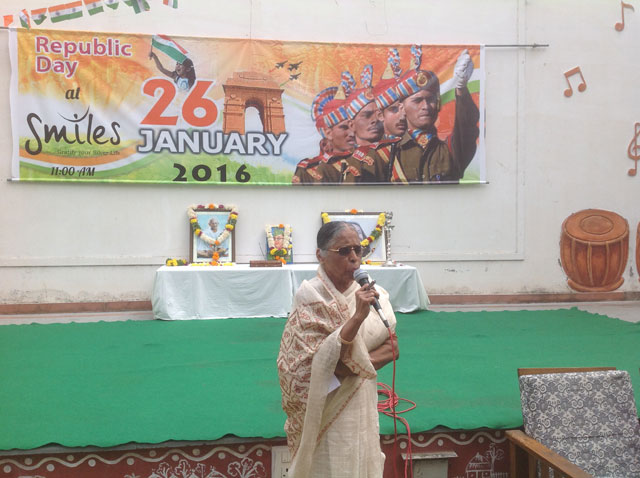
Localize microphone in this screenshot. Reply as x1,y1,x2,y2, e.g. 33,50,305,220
353,269,389,328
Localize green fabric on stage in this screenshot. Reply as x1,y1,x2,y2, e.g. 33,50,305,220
0,309,638,451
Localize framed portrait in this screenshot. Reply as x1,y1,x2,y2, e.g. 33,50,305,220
321,212,387,262
265,224,293,264
189,207,236,263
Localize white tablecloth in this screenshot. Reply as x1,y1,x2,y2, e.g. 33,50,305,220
152,264,429,320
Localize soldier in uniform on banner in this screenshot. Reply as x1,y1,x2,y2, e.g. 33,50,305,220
343,49,406,184
292,75,357,185
390,45,480,183
291,137,334,183
345,65,383,149
295,72,357,184
314,118,355,183
291,98,332,185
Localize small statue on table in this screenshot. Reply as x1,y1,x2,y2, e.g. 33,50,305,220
382,211,396,267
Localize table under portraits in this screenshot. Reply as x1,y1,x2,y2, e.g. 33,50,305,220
152,264,430,320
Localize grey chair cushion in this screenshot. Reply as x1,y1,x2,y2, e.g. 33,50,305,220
519,370,640,477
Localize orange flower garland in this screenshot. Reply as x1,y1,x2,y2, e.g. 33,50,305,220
321,211,385,248
188,203,238,247
187,204,238,266
266,224,292,264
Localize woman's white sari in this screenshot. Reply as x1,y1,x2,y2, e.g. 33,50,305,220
277,265,397,477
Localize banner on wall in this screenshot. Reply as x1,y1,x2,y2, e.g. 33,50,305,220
8,28,485,185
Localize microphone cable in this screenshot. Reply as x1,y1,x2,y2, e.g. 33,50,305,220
377,327,416,478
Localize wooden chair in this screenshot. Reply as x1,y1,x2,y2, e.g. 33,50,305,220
506,367,640,478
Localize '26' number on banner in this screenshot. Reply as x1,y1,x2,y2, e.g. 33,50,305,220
140,79,217,127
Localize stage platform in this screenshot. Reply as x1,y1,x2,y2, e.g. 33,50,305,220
1,308,638,477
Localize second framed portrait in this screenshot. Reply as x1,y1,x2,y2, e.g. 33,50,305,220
188,205,237,263
265,224,293,264
321,212,387,262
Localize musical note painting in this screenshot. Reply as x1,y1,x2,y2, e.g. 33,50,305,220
615,1,635,31
628,122,640,177
563,66,587,97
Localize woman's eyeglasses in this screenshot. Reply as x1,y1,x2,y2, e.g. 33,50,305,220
327,245,363,256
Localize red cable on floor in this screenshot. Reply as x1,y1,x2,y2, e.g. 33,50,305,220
377,327,416,478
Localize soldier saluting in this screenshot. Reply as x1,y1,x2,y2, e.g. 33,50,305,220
390,45,479,184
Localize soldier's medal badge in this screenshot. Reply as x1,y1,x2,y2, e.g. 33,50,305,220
309,169,322,180
416,72,428,87
347,165,361,176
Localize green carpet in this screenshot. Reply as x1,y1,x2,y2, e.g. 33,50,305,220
0,309,638,451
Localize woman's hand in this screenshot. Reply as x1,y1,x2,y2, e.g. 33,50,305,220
369,333,399,370
353,283,380,323
338,283,379,345
335,332,399,377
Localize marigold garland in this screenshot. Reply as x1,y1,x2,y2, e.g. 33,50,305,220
187,203,238,248
165,258,188,266
166,257,234,267
188,261,235,267
321,211,386,249
266,224,292,264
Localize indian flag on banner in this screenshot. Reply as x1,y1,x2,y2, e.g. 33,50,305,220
83,0,104,15
151,34,188,63
31,8,47,25
104,0,119,9
49,1,84,23
163,0,178,7
3,14,13,27
124,0,149,13
19,9,30,28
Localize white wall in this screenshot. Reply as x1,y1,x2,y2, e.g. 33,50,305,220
1,0,639,304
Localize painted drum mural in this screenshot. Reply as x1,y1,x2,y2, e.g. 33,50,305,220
560,209,629,292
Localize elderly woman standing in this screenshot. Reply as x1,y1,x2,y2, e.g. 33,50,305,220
277,221,399,477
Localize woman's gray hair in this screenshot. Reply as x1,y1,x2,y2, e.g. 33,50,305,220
317,221,357,257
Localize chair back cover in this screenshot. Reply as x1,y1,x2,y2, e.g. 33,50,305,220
519,370,640,477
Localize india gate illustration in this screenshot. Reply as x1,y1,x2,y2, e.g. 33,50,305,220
222,71,286,135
